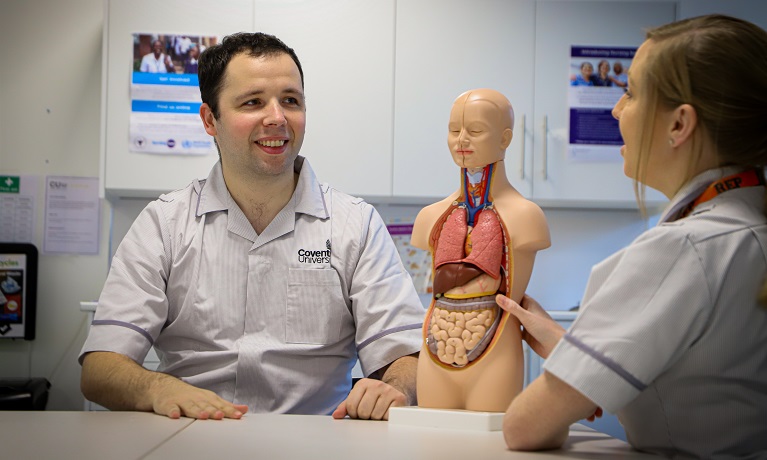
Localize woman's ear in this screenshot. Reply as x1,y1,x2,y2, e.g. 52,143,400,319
668,103,697,148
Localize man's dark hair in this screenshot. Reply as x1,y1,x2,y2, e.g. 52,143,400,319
198,32,304,119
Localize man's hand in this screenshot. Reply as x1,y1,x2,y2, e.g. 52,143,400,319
81,351,247,420
147,374,248,420
332,353,417,420
331,378,407,420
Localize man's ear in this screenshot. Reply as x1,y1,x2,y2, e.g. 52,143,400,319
501,128,513,149
669,103,697,148
200,103,217,136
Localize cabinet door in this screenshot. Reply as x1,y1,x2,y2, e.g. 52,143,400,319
254,0,396,197
532,0,676,204
392,0,536,199
679,0,767,29
103,0,253,198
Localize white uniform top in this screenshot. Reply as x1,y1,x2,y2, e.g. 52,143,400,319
79,157,424,415
545,167,767,458
139,52,169,73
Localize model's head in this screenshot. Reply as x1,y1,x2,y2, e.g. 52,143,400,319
199,32,304,119
613,14,767,202
613,61,624,75
448,89,514,170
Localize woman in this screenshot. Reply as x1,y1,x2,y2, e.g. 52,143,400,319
570,61,594,86
591,59,612,86
500,14,767,458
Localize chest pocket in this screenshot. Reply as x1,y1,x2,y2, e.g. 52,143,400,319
286,268,348,344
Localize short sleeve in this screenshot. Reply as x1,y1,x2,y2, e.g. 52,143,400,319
544,227,713,413
78,200,172,365
346,204,424,376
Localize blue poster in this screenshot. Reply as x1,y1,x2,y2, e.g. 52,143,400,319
568,46,635,162
130,33,219,156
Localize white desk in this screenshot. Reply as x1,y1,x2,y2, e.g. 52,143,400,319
0,411,656,459
0,411,193,460
145,414,656,460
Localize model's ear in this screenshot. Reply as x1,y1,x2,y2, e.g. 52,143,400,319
501,128,513,150
668,103,697,148
200,103,218,136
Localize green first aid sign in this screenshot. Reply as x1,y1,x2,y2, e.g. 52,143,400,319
0,176,20,193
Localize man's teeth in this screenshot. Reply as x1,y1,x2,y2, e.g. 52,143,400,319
258,140,286,147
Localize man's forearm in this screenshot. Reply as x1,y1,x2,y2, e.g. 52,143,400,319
80,351,175,412
377,353,419,406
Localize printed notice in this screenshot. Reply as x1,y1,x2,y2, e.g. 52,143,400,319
568,45,635,162
130,33,219,156
43,176,101,255
0,175,38,243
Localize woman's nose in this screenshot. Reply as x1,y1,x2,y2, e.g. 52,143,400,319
612,95,625,120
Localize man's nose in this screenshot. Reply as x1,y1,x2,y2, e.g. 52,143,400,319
264,100,287,126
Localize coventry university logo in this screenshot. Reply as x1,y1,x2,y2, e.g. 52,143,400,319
297,240,331,264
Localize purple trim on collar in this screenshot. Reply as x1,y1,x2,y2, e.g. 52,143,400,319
358,323,422,351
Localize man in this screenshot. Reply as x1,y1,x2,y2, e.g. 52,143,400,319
139,39,174,73
80,32,424,421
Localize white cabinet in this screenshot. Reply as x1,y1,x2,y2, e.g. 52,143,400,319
253,0,397,198
393,0,536,199
532,0,674,205
679,0,767,29
101,0,252,198
392,0,675,207
102,0,395,199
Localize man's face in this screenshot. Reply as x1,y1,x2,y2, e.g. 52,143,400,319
448,98,507,169
201,52,306,180
152,41,163,57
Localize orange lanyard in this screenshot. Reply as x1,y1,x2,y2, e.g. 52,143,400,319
679,169,764,218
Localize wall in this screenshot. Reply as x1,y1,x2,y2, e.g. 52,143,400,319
0,0,763,412
0,0,107,409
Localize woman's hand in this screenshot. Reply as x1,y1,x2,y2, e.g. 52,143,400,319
496,294,565,359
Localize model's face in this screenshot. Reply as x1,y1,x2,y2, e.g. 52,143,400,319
152,41,163,57
581,63,593,80
448,98,507,169
202,52,306,180
599,61,610,75
612,40,670,189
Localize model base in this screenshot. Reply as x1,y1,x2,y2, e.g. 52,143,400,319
388,406,503,431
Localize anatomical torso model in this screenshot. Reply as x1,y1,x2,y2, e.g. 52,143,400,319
411,89,550,412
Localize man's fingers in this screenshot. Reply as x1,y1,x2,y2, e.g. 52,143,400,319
332,400,349,419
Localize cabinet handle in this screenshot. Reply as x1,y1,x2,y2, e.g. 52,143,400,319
520,114,526,181
542,115,549,181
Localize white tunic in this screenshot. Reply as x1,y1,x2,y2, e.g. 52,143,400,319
545,168,767,458
80,157,424,415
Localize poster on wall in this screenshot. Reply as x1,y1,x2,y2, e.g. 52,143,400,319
130,33,219,156
568,45,635,162
0,174,39,244
0,243,38,340
43,176,101,255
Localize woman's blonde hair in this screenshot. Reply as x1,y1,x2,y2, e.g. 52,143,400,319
635,14,767,305
634,15,767,203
